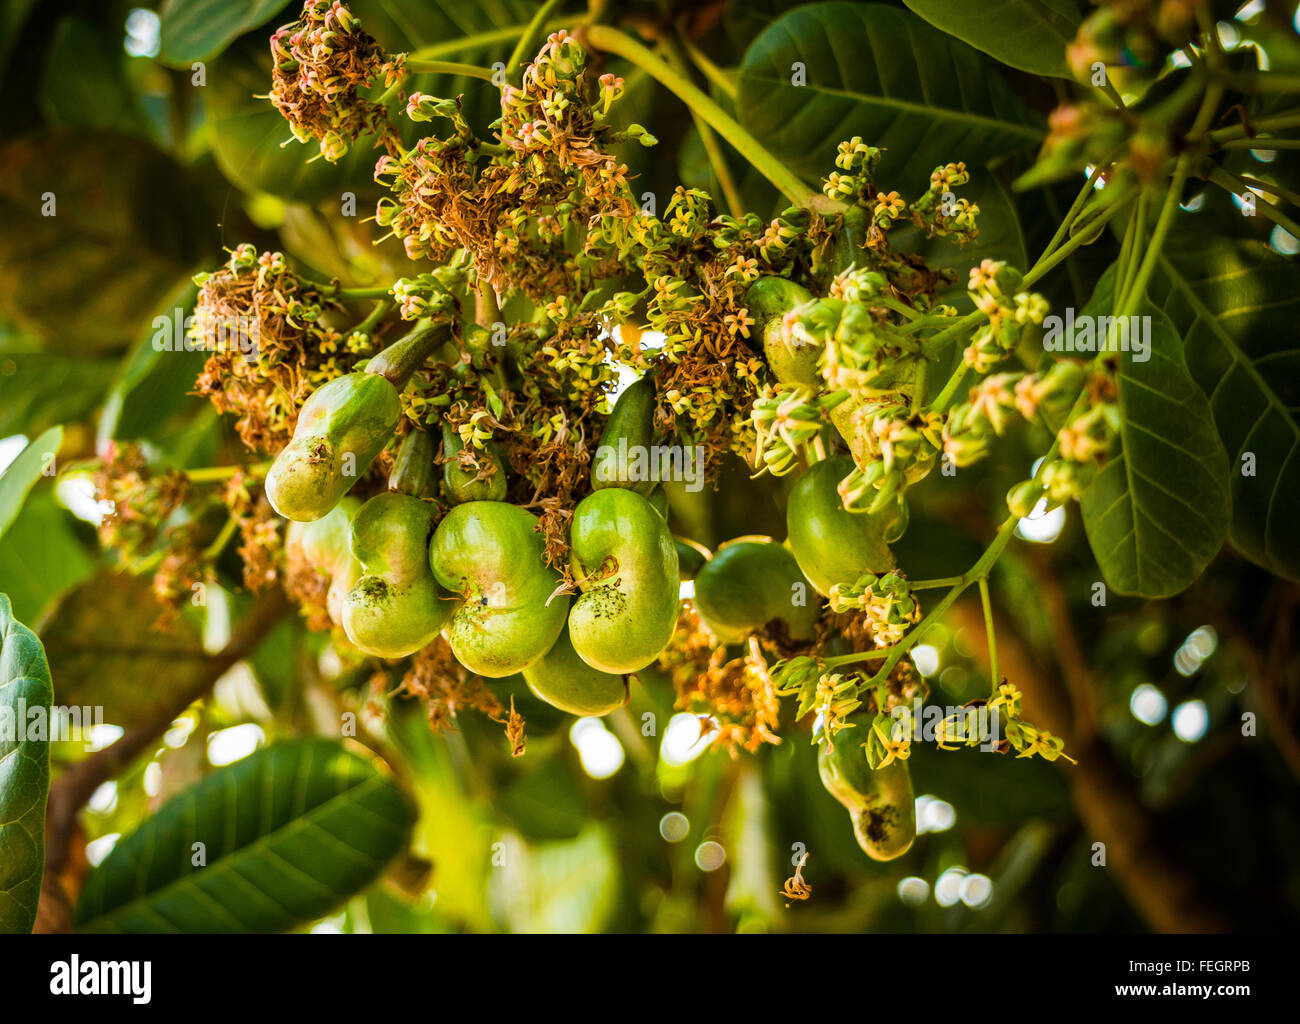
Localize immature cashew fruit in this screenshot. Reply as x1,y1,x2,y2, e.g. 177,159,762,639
265,372,402,522
442,422,507,503
818,713,916,862
429,501,568,676
341,493,449,659
523,624,628,717
692,537,819,644
787,456,896,597
746,276,818,388
568,487,678,674
591,376,660,495
285,496,363,627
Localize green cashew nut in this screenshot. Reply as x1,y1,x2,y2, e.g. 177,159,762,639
286,496,363,626
266,319,452,522
523,624,629,717
568,488,679,674
818,713,916,862
787,456,896,597
591,376,661,496
265,372,402,522
342,492,450,659
745,277,817,388
692,537,819,644
429,501,569,677
442,422,507,503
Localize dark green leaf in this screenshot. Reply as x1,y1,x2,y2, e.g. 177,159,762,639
903,0,1081,79
0,131,215,353
1078,267,1231,596
736,3,1043,185
0,490,96,627
159,0,293,66
0,592,53,934
40,16,150,133
1148,234,1300,582
98,281,210,445
0,351,115,438
0,426,61,543
75,739,415,933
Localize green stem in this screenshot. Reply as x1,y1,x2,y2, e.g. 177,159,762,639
1037,157,1115,262
584,25,817,206
978,577,999,692
909,576,965,591
1202,109,1300,145
403,60,499,82
658,37,744,215
676,29,737,100
186,461,271,483
910,359,929,415
1116,153,1190,319
930,364,969,413
364,318,452,389
353,299,393,337
1217,168,1300,210
202,515,240,562
1214,137,1300,150
505,0,569,85
1206,167,1300,238
406,20,570,63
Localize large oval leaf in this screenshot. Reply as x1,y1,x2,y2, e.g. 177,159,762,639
75,739,415,933
1077,267,1231,597
736,3,1043,185
0,593,53,934
1148,234,1300,582
0,131,214,353
903,0,1082,79
159,0,293,66
0,425,61,543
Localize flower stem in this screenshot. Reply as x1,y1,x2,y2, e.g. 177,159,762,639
505,0,569,85
403,60,498,81
583,25,817,206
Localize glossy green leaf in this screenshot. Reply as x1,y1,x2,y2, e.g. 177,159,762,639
0,131,214,353
736,3,1043,184
1148,234,1300,582
0,426,61,543
903,0,1082,79
1078,267,1231,597
40,16,150,133
0,351,115,438
0,593,53,934
159,0,293,66
0,490,96,627
75,739,415,933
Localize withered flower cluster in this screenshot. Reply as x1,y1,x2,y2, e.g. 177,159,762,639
269,0,404,162
192,244,365,453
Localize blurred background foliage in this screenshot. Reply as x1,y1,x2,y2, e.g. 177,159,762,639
0,0,1297,933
